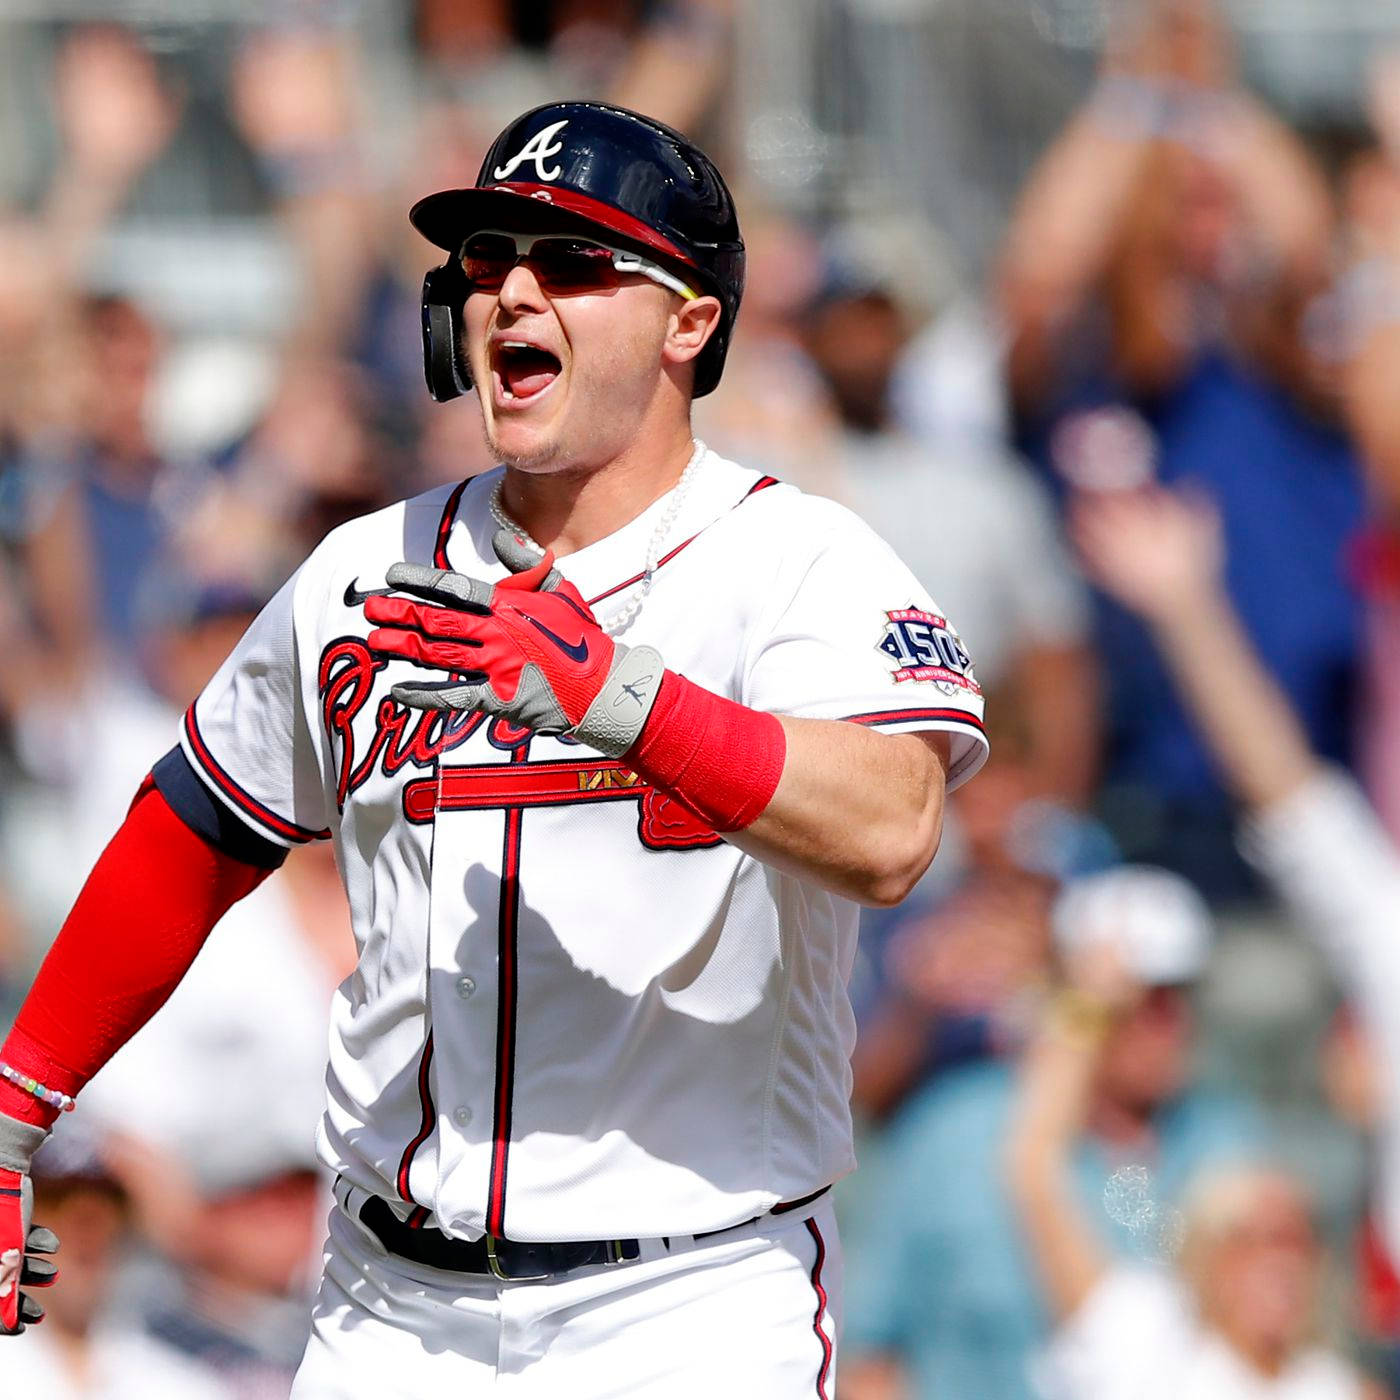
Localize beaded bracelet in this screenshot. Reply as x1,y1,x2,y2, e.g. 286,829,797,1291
0,1062,76,1114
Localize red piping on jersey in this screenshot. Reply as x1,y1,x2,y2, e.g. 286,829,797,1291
486,741,531,1237
182,705,330,844
806,1218,834,1400
771,1185,831,1215
428,473,780,605
396,1031,437,1217
431,479,536,1236
844,707,986,735
434,479,470,570
586,475,780,607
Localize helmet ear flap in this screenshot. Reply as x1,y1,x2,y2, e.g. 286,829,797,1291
421,260,472,402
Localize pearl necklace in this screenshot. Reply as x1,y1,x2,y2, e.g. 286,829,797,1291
489,439,707,636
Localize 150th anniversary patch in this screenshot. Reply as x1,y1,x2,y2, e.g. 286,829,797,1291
878,607,981,696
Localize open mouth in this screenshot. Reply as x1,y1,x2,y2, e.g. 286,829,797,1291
494,341,562,402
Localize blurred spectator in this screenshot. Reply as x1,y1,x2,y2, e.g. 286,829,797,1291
0,28,187,740
695,211,844,492
3,563,272,943
230,29,377,364
850,868,1057,1121
230,26,478,454
1074,483,1400,1387
841,864,1259,1400
1005,937,1378,1400
414,0,733,140
1000,0,1365,898
849,748,1122,1120
40,27,181,291
0,882,27,1021
607,0,735,138
355,101,489,458
792,269,1100,812
419,0,638,91
4,1127,235,1398
196,356,404,582
11,294,216,703
1342,46,1400,846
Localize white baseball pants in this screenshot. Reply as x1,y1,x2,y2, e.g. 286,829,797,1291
290,1192,842,1398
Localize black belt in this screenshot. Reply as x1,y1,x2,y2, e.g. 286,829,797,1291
356,1185,829,1282
358,1194,640,1281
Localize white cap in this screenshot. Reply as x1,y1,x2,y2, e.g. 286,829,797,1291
1051,865,1213,986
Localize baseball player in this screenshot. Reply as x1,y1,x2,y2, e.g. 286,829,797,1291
0,103,988,1395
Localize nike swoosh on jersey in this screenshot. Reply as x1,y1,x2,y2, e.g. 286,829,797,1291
344,579,392,607
522,614,589,662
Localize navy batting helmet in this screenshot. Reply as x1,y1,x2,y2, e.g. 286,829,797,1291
410,101,745,401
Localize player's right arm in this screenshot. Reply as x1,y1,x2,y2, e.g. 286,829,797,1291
721,721,949,908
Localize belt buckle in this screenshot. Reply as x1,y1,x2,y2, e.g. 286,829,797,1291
485,1235,550,1282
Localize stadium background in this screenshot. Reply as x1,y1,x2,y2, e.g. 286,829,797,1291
4,2,1400,1395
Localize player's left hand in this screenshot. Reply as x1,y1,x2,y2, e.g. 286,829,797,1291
365,531,665,759
1,1113,60,1337
1,1170,59,1335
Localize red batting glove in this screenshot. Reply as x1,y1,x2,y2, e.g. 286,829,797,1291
365,531,665,757
370,530,787,830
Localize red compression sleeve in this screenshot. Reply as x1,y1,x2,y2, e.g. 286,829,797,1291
625,671,787,833
0,781,271,1128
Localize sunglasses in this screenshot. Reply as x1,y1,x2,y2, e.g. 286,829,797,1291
459,230,698,301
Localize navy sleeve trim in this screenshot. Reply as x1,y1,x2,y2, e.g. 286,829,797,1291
152,747,289,871
182,705,329,844
843,707,987,733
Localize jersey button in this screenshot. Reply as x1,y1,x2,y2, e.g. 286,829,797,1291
456,976,476,999
453,1106,473,1127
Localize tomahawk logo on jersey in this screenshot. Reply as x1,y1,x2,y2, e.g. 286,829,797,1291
171,448,987,1245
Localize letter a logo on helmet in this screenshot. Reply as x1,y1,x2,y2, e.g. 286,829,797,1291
492,120,569,182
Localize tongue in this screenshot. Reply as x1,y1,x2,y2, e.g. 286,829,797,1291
501,349,559,399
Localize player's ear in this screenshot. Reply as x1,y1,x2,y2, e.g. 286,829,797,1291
662,295,722,371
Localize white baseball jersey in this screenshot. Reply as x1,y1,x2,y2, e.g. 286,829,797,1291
176,446,987,1243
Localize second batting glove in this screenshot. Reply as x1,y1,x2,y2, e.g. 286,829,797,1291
0,1114,58,1335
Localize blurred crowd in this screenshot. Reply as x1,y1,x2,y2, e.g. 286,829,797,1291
4,1,1400,1396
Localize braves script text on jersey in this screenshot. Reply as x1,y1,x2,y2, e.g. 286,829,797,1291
173,448,988,1244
